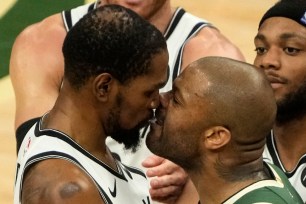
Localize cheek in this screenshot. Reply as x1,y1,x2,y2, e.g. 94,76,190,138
253,57,260,68
287,67,306,82
163,112,188,138
119,101,152,128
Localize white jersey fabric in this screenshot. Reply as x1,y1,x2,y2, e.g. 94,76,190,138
263,131,306,202
61,2,212,170
61,1,212,173
106,6,212,169
14,117,151,204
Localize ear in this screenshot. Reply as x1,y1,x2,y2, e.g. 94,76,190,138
203,126,231,150
93,73,115,102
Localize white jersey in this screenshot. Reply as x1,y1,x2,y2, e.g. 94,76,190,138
263,132,306,202
14,118,151,204
62,2,211,93
62,2,211,169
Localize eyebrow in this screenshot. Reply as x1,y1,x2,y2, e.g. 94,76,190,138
279,33,306,41
155,80,167,89
154,66,170,89
254,33,266,41
172,80,184,102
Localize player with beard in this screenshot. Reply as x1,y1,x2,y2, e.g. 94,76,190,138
254,0,306,201
10,0,244,202
14,5,168,204
146,56,303,204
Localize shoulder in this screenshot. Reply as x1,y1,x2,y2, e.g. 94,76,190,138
10,12,66,76
188,26,244,59
181,26,245,70
12,13,66,55
10,13,67,129
21,159,103,204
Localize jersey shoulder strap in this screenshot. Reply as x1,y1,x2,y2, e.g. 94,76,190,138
62,2,97,31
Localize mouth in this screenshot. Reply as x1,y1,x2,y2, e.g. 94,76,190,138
267,75,284,84
154,107,165,126
148,108,165,132
124,0,142,6
266,74,287,89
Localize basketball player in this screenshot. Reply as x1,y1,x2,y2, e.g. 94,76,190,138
10,0,244,202
254,0,306,201
147,56,303,204
14,5,169,203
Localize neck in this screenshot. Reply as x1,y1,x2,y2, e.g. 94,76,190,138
190,157,267,204
273,116,306,171
191,172,260,204
41,87,114,168
146,3,175,35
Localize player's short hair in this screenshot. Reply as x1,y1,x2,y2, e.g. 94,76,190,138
62,5,167,89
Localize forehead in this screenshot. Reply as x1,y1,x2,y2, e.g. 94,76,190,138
128,51,169,89
174,67,209,100
256,17,306,40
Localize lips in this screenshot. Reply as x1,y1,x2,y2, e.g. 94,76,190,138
266,75,284,84
154,106,166,126
265,73,288,90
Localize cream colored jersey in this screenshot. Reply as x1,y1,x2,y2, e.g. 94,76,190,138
14,117,151,204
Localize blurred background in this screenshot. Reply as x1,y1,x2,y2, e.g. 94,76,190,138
0,0,277,203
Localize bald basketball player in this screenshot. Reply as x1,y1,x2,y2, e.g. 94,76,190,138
10,1,244,202
147,57,303,204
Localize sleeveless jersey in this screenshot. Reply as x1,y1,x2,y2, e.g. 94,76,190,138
14,117,151,204
61,2,211,92
61,2,214,171
222,162,303,204
263,132,306,202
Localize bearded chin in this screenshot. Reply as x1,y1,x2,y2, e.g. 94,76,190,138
111,125,142,153
276,80,306,125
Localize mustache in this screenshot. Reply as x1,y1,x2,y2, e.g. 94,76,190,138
265,71,288,84
154,105,166,126
138,110,154,128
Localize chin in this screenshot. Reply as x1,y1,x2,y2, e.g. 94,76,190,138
146,131,159,154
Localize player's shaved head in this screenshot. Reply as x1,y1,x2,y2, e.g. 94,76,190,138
147,56,276,181
190,57,276,144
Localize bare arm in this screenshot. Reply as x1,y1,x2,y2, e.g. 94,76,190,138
22,159,103,204
10,13,66,130
181,26,245,72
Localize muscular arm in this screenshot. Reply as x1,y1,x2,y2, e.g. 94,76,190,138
22,159,103,204
10,13,66,130
181,26,245,72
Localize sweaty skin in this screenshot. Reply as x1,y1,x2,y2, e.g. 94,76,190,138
10,1,245,203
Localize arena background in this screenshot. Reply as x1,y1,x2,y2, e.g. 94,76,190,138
0,0,277,203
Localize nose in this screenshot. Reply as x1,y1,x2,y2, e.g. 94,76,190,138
159,91,171,109
150,91,160,109
255,48,281,71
